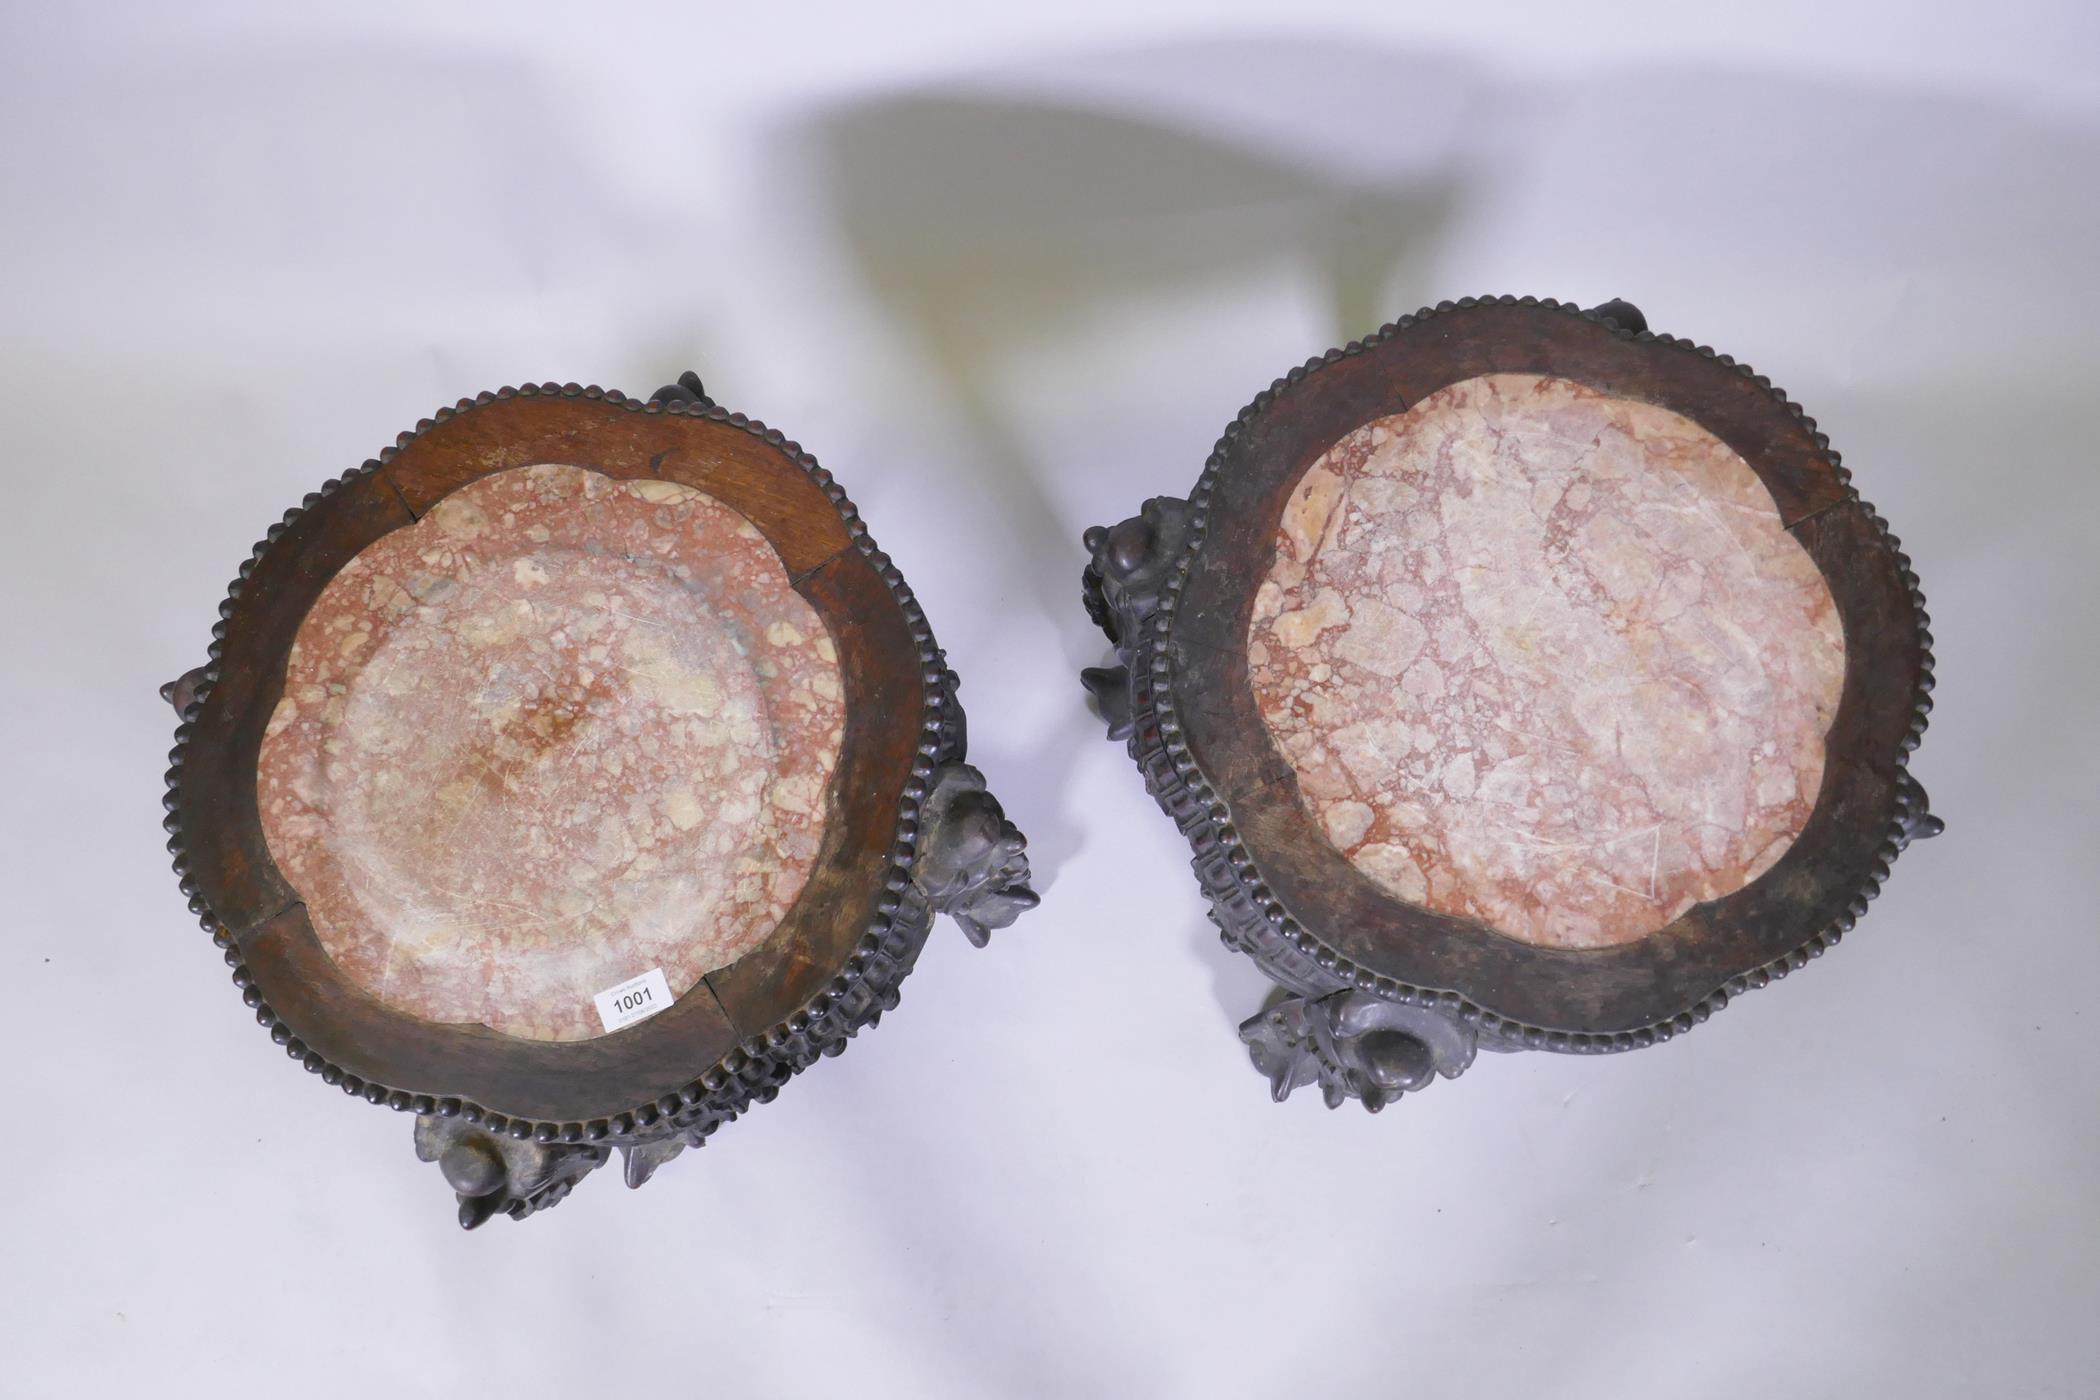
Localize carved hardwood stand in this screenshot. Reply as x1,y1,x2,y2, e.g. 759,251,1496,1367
1082,299,1940,1110
164,371,1036,1225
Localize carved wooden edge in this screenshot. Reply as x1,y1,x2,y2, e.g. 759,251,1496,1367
1080,296,1940,1111
162,374,1036,1226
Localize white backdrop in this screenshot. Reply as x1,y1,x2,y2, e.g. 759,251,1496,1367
3,4,2096,1396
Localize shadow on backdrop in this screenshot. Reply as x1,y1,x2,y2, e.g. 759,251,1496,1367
770,39,1486,924
763,39,2100,1388
750,49,1493,1384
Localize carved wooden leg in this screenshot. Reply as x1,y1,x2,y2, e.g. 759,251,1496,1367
916,761,1039,946
412,1115,612,1229
1240,990,1479,1112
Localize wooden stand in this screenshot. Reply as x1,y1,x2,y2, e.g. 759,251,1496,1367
164,372,1036,1225
1082,298,1939,1109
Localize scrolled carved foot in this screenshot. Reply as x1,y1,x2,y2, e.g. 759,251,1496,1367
413,1115,611,1229
160,666,209,716
1240,990,1478,1112
619,1136,687,1189
1080,664,1133,741
916,763,1038,947
1081,496,1192,645
1894,771,1944,851
649,369,713,409
1588,298,1648,334
1080,496,1192,745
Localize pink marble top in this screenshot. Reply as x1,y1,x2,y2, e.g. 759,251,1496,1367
1248,373,1845,949
257,463,845,1041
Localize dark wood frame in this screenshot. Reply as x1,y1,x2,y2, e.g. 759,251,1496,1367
164,375,1037,1225
1082,298,1939,1109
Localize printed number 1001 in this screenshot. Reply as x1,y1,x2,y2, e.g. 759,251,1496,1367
613,986,654,1014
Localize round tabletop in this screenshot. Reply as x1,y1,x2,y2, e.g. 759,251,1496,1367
167,385,946,1130
1157,299,1932,1037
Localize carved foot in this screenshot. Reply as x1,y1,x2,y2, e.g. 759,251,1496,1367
917,763,1038,947
1081,496,1192,647
160,666,209,716
413,1115,611,1229
1079,665,1133,741
1588,298,1648,334
1080,496,1191,744
619,1136,687,1189
1894,771,1944,850
649,369,713,409
1240,990,1478,1112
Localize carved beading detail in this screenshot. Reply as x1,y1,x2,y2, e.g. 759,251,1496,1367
1081,296,1941,1108
164,374,1036,1224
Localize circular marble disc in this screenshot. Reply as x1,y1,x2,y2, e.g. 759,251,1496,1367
257,463,845,1041
1248,372,1845,949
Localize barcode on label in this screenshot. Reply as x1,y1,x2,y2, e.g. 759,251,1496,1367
594,967,673,1033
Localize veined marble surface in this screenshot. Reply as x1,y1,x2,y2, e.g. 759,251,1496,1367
257,463,845,1041
1248,373,1845,949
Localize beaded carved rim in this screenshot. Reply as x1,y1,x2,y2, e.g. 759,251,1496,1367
163,383,950,1143
1156,296,1934,1048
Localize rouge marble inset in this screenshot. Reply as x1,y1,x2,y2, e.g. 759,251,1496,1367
1248,373,1845,949
257,463,845,1041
